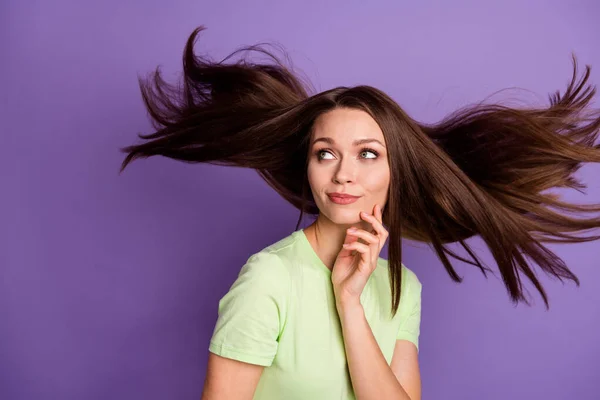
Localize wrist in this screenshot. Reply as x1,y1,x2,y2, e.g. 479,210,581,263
335,296,364,317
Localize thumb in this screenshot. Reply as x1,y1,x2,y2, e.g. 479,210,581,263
338,229,359,258
343,229,359,245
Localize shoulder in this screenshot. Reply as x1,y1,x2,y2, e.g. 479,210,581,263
375,258,422,293
241,230,301,276
401,263,421,291
235,233,298,291
219,249,291,314
239,250,290,287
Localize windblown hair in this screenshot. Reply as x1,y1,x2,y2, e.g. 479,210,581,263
120,26,600,316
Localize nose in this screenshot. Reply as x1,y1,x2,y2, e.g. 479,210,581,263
332,157,356,184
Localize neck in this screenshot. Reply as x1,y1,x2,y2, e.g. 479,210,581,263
303,214,369,270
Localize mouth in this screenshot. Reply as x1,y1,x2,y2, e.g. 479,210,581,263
327,193,361,205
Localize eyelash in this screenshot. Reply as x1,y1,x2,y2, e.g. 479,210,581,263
314,147,380,160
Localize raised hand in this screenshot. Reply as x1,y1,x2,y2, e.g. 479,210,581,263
331,203,389,308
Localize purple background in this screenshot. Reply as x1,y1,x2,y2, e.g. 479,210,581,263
2,1,600,399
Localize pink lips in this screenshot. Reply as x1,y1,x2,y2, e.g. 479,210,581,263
327,193,360,205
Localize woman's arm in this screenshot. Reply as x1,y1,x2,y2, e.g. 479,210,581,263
202,252,289,399
337,300,421,400
390,340,421,399
201,353,264,400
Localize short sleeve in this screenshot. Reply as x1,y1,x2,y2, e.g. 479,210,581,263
208,251,289,367
396,268,422,351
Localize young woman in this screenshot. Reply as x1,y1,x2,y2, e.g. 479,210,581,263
119,26,600,400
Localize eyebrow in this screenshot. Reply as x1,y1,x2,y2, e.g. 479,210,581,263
311,137,386,147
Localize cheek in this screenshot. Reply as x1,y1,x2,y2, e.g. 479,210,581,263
362,168,390,192
306,163,324,191
306,163,316,184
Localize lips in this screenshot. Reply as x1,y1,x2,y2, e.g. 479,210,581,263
328,193,360,199
327,193,361,205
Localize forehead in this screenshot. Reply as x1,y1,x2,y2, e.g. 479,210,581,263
311,108,384,143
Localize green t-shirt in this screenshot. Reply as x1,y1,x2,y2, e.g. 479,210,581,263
208,228,422,400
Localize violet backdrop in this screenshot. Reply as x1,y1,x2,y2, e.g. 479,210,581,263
2,0,599,399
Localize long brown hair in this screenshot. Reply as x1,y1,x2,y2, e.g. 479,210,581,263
120,26,600,316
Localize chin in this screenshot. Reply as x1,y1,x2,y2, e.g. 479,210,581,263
324,210,362,225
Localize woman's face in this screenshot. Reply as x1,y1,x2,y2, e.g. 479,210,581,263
307,107,390,226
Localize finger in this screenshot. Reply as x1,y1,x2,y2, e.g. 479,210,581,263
360,208,389,255
343,230,359,245
343,241,369,253
342,241,371,263
360,210,386,237
339,231,359,257
348,227,380,267
376,203,383,223
346,228,378,245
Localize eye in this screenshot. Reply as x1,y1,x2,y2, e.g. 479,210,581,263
314,148,380,160
359,148,379,159
315,149,334,160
